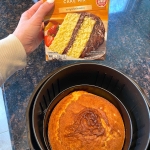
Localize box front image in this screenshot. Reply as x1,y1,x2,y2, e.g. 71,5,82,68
44,0,109,60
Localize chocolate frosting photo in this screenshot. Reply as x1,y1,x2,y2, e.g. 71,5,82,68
44,12,107,60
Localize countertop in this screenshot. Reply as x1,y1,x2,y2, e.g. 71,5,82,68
0,0,150,149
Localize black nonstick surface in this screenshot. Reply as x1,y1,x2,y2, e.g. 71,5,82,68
26,63,150,150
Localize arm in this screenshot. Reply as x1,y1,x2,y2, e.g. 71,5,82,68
0,34,26,86
0,0,54,86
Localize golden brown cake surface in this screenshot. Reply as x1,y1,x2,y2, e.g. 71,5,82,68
48,91,125,150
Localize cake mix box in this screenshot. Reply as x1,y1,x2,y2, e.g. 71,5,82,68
43,0,109,61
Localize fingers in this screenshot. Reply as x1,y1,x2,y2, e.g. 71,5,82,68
38,30,44,44
26,1,43,18
31,1,54,24
21,1,43,20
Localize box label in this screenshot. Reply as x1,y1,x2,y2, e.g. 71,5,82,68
43,0,109,61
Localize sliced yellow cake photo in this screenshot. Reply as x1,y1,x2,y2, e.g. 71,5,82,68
44,12,105,59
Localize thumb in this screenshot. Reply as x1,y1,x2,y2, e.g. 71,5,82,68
31,0,54,24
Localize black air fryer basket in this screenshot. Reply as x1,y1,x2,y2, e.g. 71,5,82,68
26,63,150,150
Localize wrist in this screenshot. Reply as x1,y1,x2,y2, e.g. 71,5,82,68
13,31,31,55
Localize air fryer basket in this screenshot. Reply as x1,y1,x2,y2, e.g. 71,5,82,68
30,63,150,150
26,67,64,150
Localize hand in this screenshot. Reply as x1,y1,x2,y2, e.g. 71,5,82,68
13,0,54,55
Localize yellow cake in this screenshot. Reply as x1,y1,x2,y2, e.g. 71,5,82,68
49,12,105,58
48,91,125,150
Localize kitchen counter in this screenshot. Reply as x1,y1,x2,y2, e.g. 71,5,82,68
0,0,150,149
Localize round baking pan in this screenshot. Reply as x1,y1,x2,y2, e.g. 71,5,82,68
32,63,150,150
43,85,133,150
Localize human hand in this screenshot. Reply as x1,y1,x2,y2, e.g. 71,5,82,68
13,0,54,55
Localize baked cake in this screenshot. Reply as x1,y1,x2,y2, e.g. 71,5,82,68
48,91,125,150
49,12,105,58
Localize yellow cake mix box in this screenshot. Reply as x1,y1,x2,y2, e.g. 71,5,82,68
43,0,109,61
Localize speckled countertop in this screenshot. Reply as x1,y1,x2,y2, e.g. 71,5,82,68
0,0,150,149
